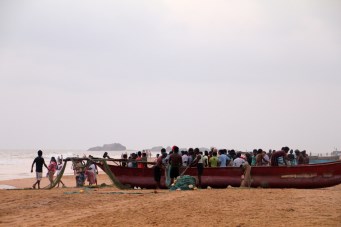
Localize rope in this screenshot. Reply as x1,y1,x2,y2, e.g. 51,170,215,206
44,161,68,189
101,160,130,189
241,163,252,188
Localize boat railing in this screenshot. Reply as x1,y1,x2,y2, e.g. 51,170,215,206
63,157,157,167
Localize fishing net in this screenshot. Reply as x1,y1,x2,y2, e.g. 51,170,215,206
101,160,131,189
44,160,68,189
169,175,196,191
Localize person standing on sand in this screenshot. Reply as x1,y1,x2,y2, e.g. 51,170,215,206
191,150,204,188
47,157,57,187
56,157,65,188
86,161,97,186
153,152,166,189
169,146,182,184
31,150,48,189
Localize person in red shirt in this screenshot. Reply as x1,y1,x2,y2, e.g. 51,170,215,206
136,151,144,168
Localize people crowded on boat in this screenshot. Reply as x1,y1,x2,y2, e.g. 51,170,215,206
102,145,312,173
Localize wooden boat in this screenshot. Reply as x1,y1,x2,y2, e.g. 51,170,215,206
97,160,341,189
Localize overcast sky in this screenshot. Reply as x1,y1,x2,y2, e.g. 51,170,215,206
0,1,340,153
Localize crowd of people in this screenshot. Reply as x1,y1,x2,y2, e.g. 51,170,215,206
114,146,311,188
119,146,310,169
30,147,311,189
31,150,98,189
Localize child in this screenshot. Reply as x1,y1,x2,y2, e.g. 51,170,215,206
31,150,48,189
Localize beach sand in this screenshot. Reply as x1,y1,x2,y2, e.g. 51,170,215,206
0,174,340,227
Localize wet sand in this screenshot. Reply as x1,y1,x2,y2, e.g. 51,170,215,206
0,174,340,227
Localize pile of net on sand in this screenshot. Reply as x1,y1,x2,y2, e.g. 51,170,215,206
169,175,196,191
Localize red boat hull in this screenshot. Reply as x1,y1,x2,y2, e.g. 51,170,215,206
97,161,341,189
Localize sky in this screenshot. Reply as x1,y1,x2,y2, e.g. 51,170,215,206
0,0,340,154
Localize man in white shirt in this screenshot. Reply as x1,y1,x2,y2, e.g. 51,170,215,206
233,152,247,167
181,151,189,166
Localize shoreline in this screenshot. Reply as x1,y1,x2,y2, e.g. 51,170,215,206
0,174,112,189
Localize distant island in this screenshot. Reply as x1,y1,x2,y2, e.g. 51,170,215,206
149,146,210,152
88,143,126,151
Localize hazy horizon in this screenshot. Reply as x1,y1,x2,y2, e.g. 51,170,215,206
1,1,340,154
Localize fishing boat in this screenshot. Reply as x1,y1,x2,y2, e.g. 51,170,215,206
96,160,341,189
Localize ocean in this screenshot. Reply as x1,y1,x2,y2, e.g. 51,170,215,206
0,149,159,181
2,149,338,181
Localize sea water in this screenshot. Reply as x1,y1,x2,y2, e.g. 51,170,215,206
0,149,159,181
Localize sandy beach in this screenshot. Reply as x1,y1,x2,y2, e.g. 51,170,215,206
0,174,340,227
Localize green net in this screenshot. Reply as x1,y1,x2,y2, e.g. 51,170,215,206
44,160,68,189
169,175,196,191
102,160,131,189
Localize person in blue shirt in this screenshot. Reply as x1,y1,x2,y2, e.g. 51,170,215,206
218,150,230,167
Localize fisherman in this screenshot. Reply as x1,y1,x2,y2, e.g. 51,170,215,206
31,150,48,189
270,147,289,166
169,146,182,184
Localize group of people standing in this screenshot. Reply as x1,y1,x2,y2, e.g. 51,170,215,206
31,150,98,189
31,150,65,189
153,146,251,188
152,146,311,188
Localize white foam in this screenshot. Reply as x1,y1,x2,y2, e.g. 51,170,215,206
0,185,17,190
